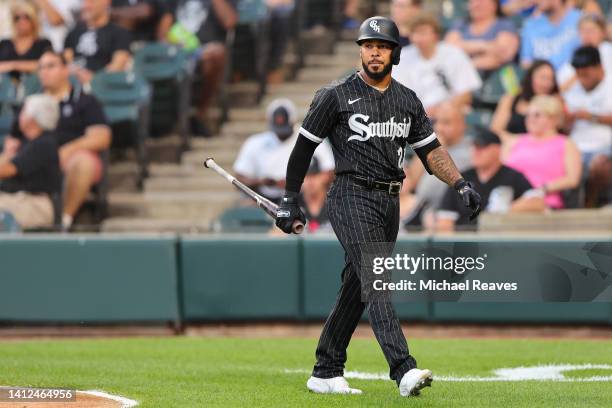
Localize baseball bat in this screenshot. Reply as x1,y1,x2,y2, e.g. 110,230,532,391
203,158,305,234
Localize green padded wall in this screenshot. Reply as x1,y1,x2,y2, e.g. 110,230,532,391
429,237,612,323
0,235,179,322
180,236,301,320
302,237,430,320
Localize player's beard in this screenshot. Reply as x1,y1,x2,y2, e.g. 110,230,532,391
362,60,393,81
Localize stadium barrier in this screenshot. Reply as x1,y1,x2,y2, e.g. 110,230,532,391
0,234,610,325
0,235,180,324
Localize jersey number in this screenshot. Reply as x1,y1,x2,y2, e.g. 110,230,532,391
397,147,405,169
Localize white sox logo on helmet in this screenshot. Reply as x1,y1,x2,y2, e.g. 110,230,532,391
369,20,380,33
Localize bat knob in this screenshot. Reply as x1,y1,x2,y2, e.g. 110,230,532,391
203,158,214,168
292,220,305,235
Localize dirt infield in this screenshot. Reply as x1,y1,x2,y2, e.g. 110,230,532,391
0,391,124,408
0,323,611,341
185,322,612,340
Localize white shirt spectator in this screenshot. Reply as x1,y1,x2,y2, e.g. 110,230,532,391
233,131,335,200
557,42,612,84
40,0,80,51
263,134,335,186
564,75,612,154
392,42,482,110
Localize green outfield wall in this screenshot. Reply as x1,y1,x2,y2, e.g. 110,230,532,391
0,235,180,323
0,234,610,325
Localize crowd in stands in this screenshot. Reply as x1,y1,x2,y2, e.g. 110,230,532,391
0,0,610,233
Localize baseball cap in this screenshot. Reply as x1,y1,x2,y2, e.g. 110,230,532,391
472,127,501,147
266,98,296,137
571,46,601,69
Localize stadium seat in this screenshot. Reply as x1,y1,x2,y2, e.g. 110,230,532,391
0,105,13,151
473,64,523,110
211,206,274,233
230,0,271,104
19,73,80,100
91,71,151,189
440,0,469,32
134,42,193,152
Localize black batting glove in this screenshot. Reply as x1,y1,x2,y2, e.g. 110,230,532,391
275,192,306,234
454,179,482,221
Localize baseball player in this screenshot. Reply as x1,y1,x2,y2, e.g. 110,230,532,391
276,17,482,396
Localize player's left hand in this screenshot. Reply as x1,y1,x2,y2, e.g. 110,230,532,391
454,179,482,220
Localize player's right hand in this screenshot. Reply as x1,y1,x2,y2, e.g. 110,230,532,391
275,193,307,234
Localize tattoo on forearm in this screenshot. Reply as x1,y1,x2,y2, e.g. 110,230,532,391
426,146,462,186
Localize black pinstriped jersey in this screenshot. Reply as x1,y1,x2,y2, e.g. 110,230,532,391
299,72,438,181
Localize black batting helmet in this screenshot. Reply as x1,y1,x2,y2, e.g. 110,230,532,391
356,16,401,65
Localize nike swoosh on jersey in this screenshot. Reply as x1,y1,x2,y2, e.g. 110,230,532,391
348,98,361,105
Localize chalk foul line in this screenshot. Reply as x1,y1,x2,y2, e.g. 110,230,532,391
284,364,612,382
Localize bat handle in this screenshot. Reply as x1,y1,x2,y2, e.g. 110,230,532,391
292,220,305,235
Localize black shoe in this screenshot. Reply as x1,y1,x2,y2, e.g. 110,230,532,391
190,117,212,138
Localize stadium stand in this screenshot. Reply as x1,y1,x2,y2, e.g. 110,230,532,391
0,0,607,233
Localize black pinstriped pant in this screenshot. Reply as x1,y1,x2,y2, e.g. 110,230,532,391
312,175,417,385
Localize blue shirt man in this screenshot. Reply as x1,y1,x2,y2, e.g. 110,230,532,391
520,5,581,70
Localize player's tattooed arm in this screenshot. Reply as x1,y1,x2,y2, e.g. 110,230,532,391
425,146,463,186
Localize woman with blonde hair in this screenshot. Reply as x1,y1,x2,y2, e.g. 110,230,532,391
0,0,51,79
503,95,582,209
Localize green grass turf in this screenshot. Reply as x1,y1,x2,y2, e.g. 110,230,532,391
1,337,611,407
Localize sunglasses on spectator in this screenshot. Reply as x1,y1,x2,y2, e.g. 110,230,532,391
13,14,31,22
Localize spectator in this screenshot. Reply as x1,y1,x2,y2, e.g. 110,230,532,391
503,95,582,209
0,1,52,79
557,13,612,91
36,0,80,51
392,12,482,119
491,59,561,142
300,157,332,234
390,0,423,47
265,0,295,84
0,0,12,39
0,94,61,229
111,0,173,44
564,46,611,207
445,0,520,75
520,0,582,70
166,0,238,137
569,0,602,14
501,0,538,17
233,99,333,202
3,51,112,229
436,127,545,232
343,0,360,30
64,0,132,84
401,101,473,227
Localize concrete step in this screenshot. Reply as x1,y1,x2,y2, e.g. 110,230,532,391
182,149,237,168
101,217,213,233
480,208,612,233
297,67,354,83
191,137,246,150
305,53,359,68
220,120,268,137
109,191,240,220
144,176,233,193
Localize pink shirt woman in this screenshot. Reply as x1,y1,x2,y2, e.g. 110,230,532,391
503,95,582,208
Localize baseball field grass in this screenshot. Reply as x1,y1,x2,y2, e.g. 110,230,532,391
1,336,612,407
